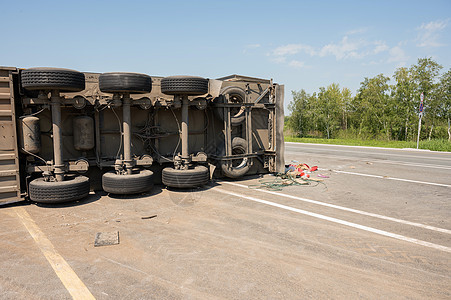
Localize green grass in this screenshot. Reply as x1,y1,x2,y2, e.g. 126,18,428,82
284,136,451,152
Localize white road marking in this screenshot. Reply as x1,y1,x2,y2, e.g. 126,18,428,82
363,159,451,170
214,188,451,253
285,141,424,151
285,150,451,170
221,181,451,234
285,141,451,157
285,145,451,161
332,170,451,188
15,207,95,300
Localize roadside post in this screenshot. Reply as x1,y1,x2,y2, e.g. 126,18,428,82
416,93,424,149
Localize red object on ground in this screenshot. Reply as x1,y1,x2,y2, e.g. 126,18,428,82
299,171,310,179
310,166,318,172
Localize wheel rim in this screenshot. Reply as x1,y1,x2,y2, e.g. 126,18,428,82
227,93,245,118
231,146,248,169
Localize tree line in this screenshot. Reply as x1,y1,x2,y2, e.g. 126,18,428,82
286,58,451,141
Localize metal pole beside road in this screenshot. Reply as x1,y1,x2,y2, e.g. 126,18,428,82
416,93,424,149
417,114,422,149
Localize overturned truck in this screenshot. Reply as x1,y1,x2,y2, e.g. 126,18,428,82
0,67,285,205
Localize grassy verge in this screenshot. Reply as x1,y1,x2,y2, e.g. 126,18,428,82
284,136,451,152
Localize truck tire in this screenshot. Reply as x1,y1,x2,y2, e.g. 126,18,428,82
161,76,208,96
29,175,90,204
102,169,154,194
162,165,209,188
99,72,152,94
221,137,251,178
215,86,246,126
21,68,85,92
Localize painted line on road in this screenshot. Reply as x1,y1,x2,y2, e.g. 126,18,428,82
332,170,451,188
285,141,424,151
14,207,95,300
221,181,451,235
285,150,451,170
365,159,451,170
285,143,451,161
285,142,450,155
214,188,451,253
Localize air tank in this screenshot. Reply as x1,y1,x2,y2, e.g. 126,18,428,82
73,116,95,151
19,116,41,154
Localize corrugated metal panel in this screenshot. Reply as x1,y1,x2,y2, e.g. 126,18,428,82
0,67,21,205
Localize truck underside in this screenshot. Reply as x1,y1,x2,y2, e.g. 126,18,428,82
0,67,284,205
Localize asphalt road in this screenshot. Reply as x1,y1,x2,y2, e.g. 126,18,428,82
0,142,450,299
285,141,451,168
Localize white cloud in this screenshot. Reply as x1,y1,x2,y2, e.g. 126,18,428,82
269,44,315,65
318,36,363,59
372,41,389,54
388,45,408,64
271,44,316,57
269,32,399,68
288,60,305,69
346,27,369,35
246,44,261,48
243,44,261,53
271,36,390,63
271,56,287,63
362,60,384,66
416,19,449,47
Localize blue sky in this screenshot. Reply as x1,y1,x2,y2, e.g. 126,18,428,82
1,0,450,113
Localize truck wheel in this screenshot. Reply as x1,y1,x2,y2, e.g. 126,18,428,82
221,137,251,178
162,165,209,188
29,175,90,204
215,86,246,126
21,68,85,92
99,72,152,94
161,76,208,96
102,169,154,194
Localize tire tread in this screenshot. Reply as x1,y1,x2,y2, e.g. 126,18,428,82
161,76,208,95
99,73,152,94
29,176,90,204
162,166,209,188
21,68,85,92
102,170,154,194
